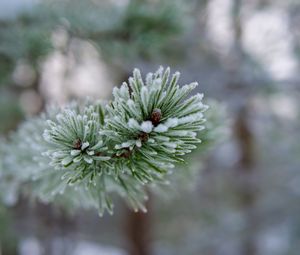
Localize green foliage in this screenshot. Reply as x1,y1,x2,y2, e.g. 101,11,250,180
0,205,18,254
116,0,184,59
0,91,23,133
0,0,186,87
0,67,213,216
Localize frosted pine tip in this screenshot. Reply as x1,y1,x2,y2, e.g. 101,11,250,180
73,138,82,150
150,108,162,126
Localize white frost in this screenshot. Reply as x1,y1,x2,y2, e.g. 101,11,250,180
163,142,177,148
127,99,135,107
140,86,149,113
128,119,140,130
140,121,153,133
178,113,204,124
120,82,129,97
71,150,81,156
81,142,89,150
154,124,168,133
62,156,73,166
165,118,178,128
136,140,142,147
121,141,134,148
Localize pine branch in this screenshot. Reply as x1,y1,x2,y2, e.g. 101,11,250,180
1,67,211,216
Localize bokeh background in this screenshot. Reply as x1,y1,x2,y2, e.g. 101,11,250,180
1,0,300,254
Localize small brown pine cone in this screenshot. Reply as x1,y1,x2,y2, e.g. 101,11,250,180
73,138,82,150
138,132,149,143
120,149,131,158
150,108,162,126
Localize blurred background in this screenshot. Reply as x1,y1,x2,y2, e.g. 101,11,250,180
1,0,300,254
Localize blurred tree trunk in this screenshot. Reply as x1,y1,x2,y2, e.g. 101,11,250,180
230,0,258,254
125,193,152,255
234,104,258,255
